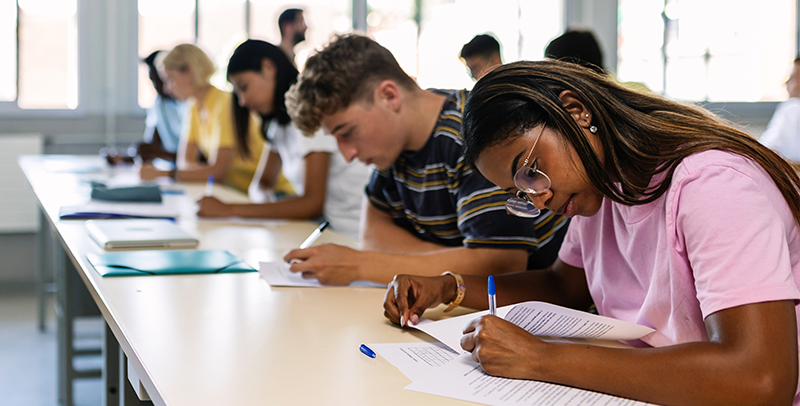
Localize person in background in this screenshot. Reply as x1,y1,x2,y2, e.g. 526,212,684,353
283,34,568,286
104,50,187,165
138,50,186,163
544,29,605,74
760,57,800,164
196,40,370,240
459,34,503,81
545,29,650,93
278,8,307,67
384,60,800,405
140,43,265,194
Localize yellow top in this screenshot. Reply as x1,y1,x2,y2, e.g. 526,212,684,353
184,86,264,193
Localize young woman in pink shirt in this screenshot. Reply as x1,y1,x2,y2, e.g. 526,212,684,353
384,60,800,406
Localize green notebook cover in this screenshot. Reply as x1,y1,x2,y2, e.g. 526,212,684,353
86,250,256,277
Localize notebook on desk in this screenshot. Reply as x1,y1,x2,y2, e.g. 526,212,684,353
85,219,199,250
60,201,179,220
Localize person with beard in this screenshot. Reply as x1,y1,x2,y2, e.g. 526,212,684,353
278,8,307,68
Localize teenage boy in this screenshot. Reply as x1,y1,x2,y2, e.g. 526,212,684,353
460,34,503,80
284,34,568,286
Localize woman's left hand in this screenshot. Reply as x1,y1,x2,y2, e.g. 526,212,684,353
196,196,230,217
139,162,161,181
460,315,551,380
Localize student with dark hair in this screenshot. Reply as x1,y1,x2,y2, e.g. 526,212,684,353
278,8,307,66
105,51,186,165
544,29,605,74
459,34,502,80
197,39,370,240
139,44,265,194
137,50,186,162
284,34,567,286
545,29,650,93
384,60,800,405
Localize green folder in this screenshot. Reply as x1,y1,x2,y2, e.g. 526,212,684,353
86,250,256,277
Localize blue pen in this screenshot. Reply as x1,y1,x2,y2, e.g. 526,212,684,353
488,275,496,316
205,175,215,197
359,344,376,358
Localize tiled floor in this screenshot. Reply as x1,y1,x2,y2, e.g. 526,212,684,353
0,286,102,406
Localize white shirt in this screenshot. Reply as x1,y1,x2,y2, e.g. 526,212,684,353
760,97,800,162
266,120,371,240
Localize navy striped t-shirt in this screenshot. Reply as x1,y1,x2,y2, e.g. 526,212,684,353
365,89,569,269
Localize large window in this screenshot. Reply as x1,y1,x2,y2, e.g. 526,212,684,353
618,0,796,101
137,0,195,107
367,0,563,91
0,1,16,102
138,0,351,108
0,0,78,109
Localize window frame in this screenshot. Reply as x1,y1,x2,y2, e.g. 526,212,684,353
0,0,794,125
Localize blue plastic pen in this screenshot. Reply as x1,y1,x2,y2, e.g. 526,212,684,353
488,275,496,316
359,344,376,358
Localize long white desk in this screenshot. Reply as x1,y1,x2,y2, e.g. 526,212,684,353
20,155,472,406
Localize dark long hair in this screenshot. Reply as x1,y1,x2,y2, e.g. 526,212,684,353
463,60,800,227
227,39,299,156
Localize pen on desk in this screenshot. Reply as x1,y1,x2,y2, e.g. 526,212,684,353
359,344,376,358
205,175,214,197
488,275,496,316
299,221,329,249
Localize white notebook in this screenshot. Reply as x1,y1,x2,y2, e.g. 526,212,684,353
85,219,199,250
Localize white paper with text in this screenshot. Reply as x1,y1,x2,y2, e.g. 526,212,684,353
406,353,653,405
370,342,459,381
411,301,654,354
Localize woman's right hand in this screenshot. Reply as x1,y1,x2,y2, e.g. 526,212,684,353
383,274,456,327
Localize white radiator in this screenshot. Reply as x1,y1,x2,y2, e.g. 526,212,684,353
2,134,44,233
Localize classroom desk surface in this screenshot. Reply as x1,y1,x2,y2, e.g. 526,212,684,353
19,155,473,406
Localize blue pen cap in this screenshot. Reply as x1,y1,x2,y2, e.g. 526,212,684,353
488,275,496,295
359,344,376,358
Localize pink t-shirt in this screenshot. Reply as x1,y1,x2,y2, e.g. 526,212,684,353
558,150,800,401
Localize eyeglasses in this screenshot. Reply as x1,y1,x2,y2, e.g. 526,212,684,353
505,126,551,218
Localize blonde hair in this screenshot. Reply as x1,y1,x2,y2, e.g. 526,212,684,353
161,44,216,87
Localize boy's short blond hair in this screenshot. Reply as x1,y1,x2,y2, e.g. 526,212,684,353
286,34,418,135
161,44,216,87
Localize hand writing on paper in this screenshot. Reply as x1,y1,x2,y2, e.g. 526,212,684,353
283,244,364,286
196,196,230,217
383,275,454,327
460,315,550,380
